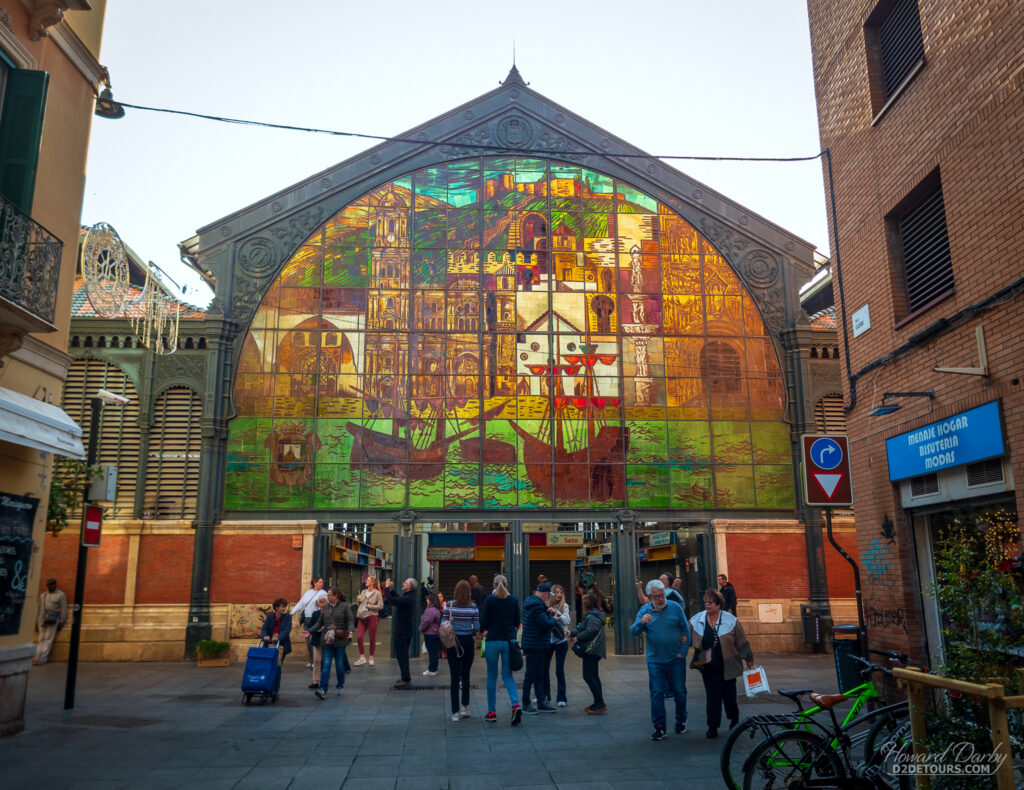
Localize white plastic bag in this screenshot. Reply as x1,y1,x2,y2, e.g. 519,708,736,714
743,665,770,697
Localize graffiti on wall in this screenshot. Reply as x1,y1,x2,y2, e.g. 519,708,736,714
862,538,894,579
865,605,908,634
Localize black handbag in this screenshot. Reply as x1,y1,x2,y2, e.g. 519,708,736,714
571,639,591,658
508,640,523,672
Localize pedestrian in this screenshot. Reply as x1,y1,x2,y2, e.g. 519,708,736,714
354,575,383,667
259,597,292,696
291,577,326,668
445,579,480,721
34,578,67,665
574,580,586,623
521,581,558,714
469,574,486,610
718,574,737,616
419,592,442,676
543,583,571,708
480,573,522,725
305,587,354,700
591,582,613,618
630,579,690,741
690,587,754,738
636,573,688,617
384,577,418,687
537,574,547,586
307,595,328,688
573,592,607,714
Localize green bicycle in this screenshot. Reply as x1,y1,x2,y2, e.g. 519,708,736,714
721,649,912,790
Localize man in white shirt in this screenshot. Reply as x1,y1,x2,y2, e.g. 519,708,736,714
35,578,68,665
291,577,327,668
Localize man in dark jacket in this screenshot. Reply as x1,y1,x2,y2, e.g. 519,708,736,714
384,577,418,687
719,574,737,615
469,575,486,610
521,581,558,714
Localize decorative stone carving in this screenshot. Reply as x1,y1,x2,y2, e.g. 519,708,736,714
155,353,206,392
0,324,25,363
229,276,268,322
268,206,325,254
494,115,535,149
237,237,279,279
27,0,82,40
440,128,491,158
740,248,782,288
698,218,750,260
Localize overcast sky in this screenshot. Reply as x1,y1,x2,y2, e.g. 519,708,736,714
81,0,827,307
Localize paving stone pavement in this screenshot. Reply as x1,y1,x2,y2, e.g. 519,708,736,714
2,650,839,789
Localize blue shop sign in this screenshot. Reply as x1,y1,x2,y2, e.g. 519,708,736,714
886,401,1004,482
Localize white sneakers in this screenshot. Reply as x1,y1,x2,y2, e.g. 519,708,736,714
557,701,567,708
368,657,374,666
451,713,460,722
422,669,438,676
460,705,471,719
353,657,367,666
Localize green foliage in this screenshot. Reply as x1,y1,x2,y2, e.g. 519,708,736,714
196,639,230,657
46,457,99,536
929,507,1023,788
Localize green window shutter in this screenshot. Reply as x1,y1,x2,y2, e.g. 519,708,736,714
0,68,48,214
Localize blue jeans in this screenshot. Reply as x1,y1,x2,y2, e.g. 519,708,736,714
485,639,520,712
647,657,687,728
320,644,347,691
423,634,440,672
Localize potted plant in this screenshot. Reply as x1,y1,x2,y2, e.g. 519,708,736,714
196,639,231,667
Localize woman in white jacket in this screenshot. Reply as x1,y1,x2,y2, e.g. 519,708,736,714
354,576,384,666
543,584,572,707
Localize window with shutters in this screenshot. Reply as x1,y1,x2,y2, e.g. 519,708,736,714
143,387,202,519
887,174,954,322
865,0,926,120
0,56,49,214
61,359,141,519
814,393,847,434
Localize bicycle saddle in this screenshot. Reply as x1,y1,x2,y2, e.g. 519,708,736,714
809,692,848,710
777,688,813,701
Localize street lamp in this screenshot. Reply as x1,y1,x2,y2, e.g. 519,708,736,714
64,389,127,710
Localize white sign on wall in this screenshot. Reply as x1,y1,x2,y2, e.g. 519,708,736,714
851,304,871,338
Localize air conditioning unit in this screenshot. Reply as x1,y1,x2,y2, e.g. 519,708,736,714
899,457,1012,508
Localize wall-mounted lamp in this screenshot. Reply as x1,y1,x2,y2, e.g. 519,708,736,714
868,390,934,417
94,86,125,120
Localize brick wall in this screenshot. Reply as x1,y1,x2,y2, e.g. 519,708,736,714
136,535,194,605
727,533,810,599
210,535,302,604
807,0,1024,661
40,532,128,605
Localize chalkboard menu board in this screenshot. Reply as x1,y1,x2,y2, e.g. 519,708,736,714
0,493,39,636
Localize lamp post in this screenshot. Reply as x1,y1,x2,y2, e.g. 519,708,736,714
64,389,127,710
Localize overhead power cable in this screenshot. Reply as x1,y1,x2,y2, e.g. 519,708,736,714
115,101,825,164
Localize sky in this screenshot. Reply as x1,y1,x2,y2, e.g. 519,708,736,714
81,0,828,308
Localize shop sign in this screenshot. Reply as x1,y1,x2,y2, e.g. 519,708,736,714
886,401,1004,481
637,548,647,561
649,531,673,547
0,493,39,637
426,546,474,561
547,532,583,546
576,547,586,558
599,542,612,554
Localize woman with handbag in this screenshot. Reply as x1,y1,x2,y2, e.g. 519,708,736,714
444,580,480,722
305,587,355,700
354,576,383,667
572,593,607,714
419,593,442,676
306,595,328,688
479,574,522,726
689,588,754,738
543,584,572,708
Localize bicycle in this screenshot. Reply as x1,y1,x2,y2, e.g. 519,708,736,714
721,649,912,790
741,654,922,790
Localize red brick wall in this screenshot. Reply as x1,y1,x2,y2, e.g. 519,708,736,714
210,535,301,604
136,535,194,604
726,533,810,599
807,0,1024,660
824,532,858,599
40,532,128,604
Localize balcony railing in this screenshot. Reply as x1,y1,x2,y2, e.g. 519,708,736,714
0,192,63,329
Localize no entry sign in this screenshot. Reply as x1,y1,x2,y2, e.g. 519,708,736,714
801,434,854,507
82,505,103,547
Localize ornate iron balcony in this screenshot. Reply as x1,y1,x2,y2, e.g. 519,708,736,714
0,192,63,328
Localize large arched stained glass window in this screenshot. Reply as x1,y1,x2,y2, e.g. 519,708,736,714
225,158,793,512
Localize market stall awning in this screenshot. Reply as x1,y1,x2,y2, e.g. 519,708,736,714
0,386,85,459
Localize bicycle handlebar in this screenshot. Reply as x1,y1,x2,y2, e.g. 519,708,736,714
869,648,910,665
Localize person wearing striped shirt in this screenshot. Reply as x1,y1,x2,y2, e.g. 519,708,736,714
445,579,481,721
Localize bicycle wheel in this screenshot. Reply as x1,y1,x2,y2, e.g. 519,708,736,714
743,730,846,790
722,720,767,790
862,716,913,790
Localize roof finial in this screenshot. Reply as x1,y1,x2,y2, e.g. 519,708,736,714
513,37,516,67
502,61,526,86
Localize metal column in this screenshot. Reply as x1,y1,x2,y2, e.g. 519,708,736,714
504,520,529,601
612,512,642,655
391,511,421,658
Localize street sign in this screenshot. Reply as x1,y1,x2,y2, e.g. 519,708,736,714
801,434,853,507
81,505,103,547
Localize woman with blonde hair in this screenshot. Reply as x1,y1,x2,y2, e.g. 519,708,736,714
543,583,571,707
354,575,383,666
445,579,480,721
480,573,523,725
306,595,328,688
